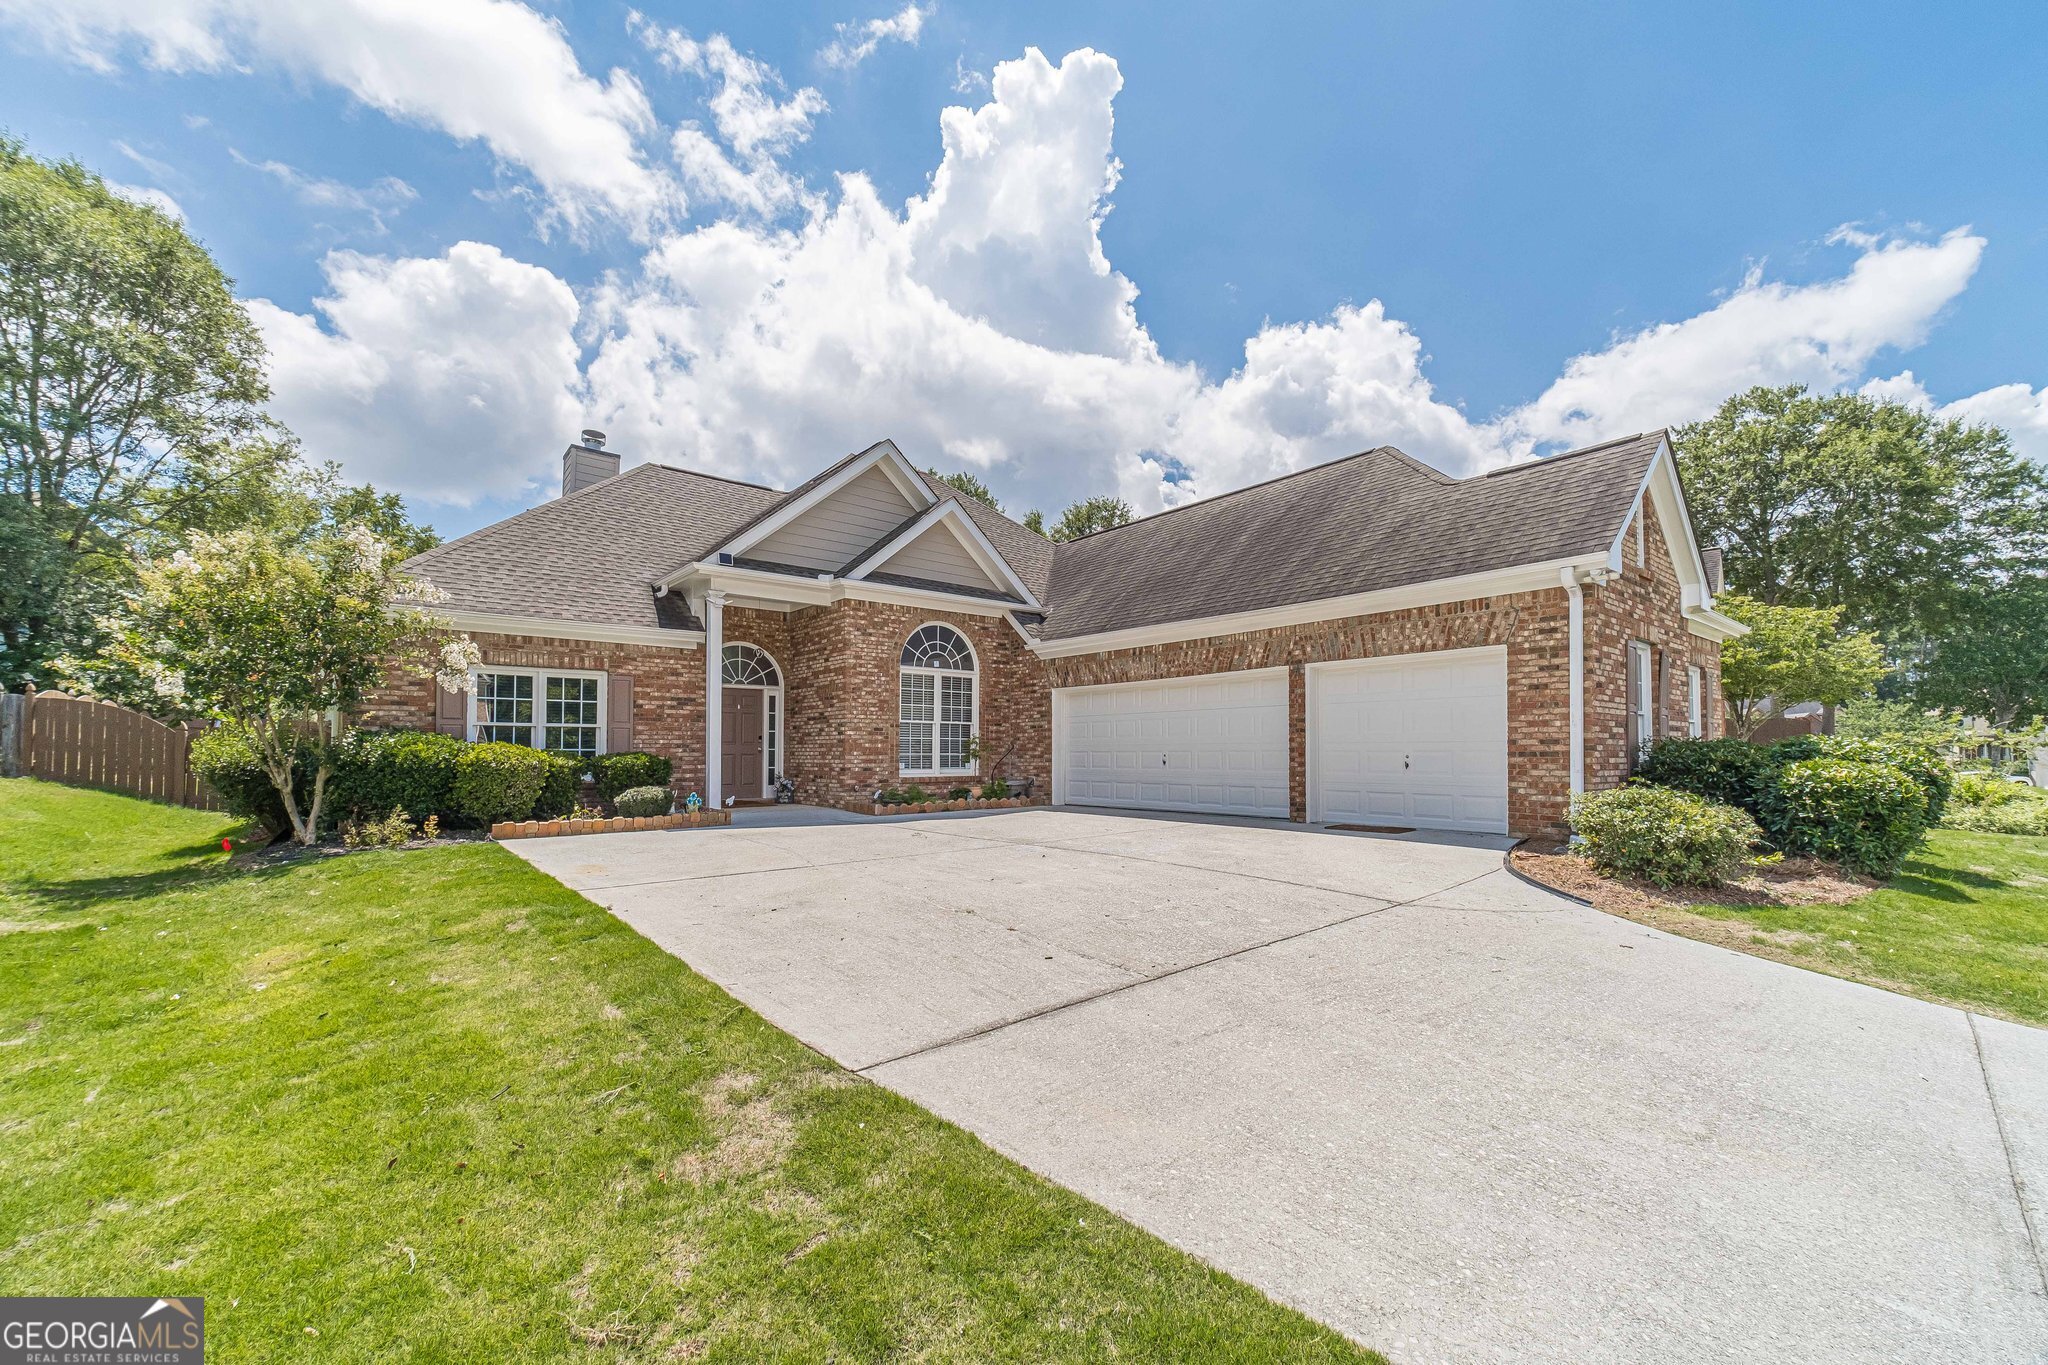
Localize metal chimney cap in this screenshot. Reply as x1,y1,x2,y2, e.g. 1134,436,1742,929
579,429,606,449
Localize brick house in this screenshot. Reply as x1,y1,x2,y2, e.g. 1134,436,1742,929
365,431,1742,836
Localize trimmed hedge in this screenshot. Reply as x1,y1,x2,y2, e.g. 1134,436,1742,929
1819,735,1952,824
1569,786,1762,887
1632,737,1780,814
452,742,555,825
534,753,581,820
1764,758,1927,877
592,751,673,803
326,730,464,823
612,785,673,818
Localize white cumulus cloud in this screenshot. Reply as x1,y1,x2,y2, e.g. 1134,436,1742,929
219,39,2033,519
0,0,673,236
230,150,416,232
248,242,584,504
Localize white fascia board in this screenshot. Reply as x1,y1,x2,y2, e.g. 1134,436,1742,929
1684,607,1749,642
719,439,932,561
691,561,1022,617
1608,439,1717,606
847,500,1041,607
1029,556,1594,659
440,609,704,649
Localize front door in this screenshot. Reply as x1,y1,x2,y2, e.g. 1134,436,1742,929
722,688,765,797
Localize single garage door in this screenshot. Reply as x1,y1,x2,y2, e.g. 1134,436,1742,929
1054,669,1289,818
1309,646,1508,833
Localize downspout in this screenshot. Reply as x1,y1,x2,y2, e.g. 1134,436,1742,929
1561,566,1584,796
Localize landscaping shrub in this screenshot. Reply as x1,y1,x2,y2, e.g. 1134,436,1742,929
450,742,552,824
948,786,973,800
899,783,931,804
1766,758,1927,877
1634,738,1778,813
533,753,581,819
1819,735,1953,824
980,776,1010,799
1569,786,1762,887
339,807,439,849
188,725,300,835
326,729,463,823
613,786,672,818
592,751,672,803
1942,775,2048,835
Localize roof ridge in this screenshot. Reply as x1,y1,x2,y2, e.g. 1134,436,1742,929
916,467,1055,546
1056,446,1424,547
640,461,785,492
1481,430,1663,478
407,460,681,566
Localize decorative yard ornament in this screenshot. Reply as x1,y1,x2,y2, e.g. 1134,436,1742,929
684,791,703,813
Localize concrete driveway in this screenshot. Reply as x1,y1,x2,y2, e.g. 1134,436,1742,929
511,806,2048,1364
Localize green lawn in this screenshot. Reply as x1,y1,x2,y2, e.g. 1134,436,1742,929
1689,829,2048,1026
0,779,1374,1363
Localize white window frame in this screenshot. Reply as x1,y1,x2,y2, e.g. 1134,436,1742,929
1627,640,1653,767
468,666,608,758
898,623,979,778
1687,665,1704,738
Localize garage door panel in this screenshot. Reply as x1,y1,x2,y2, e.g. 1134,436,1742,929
1057,671,1289,819
1311,649,1508,834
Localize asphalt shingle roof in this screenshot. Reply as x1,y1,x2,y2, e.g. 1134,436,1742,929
403,463,782,632
1033,432,1666,641
407,433,1662,644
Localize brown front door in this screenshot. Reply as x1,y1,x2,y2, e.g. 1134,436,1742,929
722,688,765,797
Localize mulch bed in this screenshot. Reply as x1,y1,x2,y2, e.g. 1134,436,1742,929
1511,838,1875,921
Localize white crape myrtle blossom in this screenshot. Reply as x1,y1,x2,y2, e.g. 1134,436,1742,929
435,636,482,694
338,522,387,574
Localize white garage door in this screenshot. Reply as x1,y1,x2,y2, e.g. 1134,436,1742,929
1310,646,1508,833
1055,670,1289,818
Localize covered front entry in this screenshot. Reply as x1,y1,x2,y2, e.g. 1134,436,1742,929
720,643,782,801
1052,669,1289,818
1308,645,1508,833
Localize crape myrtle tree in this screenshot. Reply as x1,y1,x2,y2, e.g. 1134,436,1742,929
108,525,477,845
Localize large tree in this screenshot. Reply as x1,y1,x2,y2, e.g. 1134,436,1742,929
0,136,292,687
1047,495,1134,542
1673,386,2048,643
1911,576,2048,726
927,468,1003,513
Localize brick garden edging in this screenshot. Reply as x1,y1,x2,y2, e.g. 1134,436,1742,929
491,810,733,839
869,796,1046,816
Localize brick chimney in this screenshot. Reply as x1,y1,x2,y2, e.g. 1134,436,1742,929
562,430,619,498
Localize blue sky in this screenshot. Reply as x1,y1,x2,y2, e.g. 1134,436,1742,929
4,0,2043,539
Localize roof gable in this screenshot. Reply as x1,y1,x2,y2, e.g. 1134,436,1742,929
720,439,933,565
845,499,1039,604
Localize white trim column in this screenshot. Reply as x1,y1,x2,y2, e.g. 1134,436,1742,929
1561,566,1584,795
704,589,726,809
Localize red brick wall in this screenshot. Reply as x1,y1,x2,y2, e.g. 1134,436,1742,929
1042,590,1572,833
1582,496,1722,790
782,600,1051,811
361,631,707,796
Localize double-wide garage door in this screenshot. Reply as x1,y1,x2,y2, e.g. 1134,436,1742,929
1052,646,1508,833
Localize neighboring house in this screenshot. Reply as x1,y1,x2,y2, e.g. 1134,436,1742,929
364,430,1743,835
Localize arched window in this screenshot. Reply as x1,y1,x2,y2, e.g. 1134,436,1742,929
899,624,976,775
721,643,780,687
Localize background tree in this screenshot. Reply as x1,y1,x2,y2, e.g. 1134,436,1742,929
1674,385,2048,643
1715,593,1886,739
1910,576,2048,726
1022,509,1047,536
0,136,293,687
1048,495,1134,542
927,468,1002,513
1832,697,1960,747
106,526,473,844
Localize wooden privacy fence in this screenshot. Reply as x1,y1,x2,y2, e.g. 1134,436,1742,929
0,688,221,810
